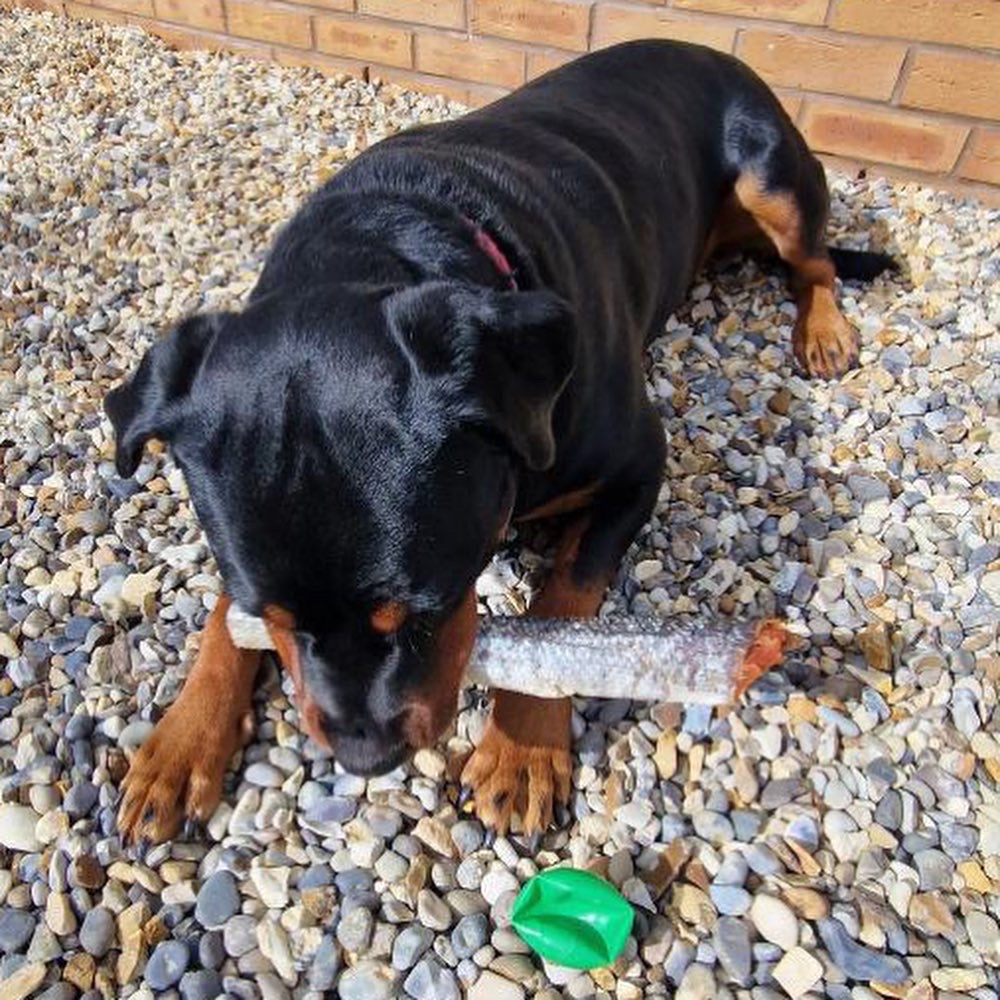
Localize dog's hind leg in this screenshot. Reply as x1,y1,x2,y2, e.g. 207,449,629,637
722,100,859,379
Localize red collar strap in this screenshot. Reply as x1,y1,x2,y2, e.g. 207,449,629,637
462,216,517,290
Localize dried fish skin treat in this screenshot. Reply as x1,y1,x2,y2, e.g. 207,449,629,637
226,604,788,704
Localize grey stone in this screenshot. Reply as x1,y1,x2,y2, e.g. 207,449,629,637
195,871,240,928
198,930,225,970
939,822,978,861
308,934,341,991
450,913,488,959
744,844,782,877
403,956,461,1000
337,960,398,1000
450,821,484,857
713,917,751,984
914,849,954,891
847,474,890,502
709,885,751,916
224,915,258,958
36,985,78,1000
79,906,115,958
305,796,357,826
180,969,223,1000
874,790,902,830
693,810,734,846
63,782,98,819
145,939,191,990
0,909,36,954
818,917,908,983
760,778,805,809
393,925,435,971
337,906,374,953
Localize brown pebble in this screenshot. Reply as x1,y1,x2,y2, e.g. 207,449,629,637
767,387,791,415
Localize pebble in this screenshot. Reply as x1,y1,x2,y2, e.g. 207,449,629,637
145,940,190,990
0,910,36,954
0,806,42,853
337,960,399,1000
749,895,798,950
817,917,908,983
480,871,519,907
773,947,823,998
404,956,461,1000
393,925,435,970
78,907,115,958
468,971,525,1000
713,917,752,983
195,871,240,928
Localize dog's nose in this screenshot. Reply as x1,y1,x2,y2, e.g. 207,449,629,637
322,712,408,776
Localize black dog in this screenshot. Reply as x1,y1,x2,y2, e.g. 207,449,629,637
107,39,891,843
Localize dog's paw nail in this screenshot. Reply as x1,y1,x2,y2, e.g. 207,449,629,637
483,828,497,849
134,838,151,862
456,785,474,810
524,832,542,855
182,818,203,841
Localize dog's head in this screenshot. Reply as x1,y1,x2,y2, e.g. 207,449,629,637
105,282,575,773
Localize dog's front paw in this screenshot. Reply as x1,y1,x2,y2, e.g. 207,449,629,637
118,691,255,845
460,691,572,837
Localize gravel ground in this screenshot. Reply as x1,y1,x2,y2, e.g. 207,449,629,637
1,9,998,1000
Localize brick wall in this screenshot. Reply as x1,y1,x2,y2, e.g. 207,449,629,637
11,0,1000,198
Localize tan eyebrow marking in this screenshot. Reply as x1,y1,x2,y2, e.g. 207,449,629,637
371,600,408,635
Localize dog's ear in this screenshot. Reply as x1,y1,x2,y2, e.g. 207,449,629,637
104,313,221,477
389,284,577,471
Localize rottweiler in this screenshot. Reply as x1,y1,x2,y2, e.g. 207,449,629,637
106,39,892,843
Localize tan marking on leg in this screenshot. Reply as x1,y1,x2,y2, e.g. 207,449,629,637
732,174,858,378
463,513,609,836
117,595,260,843
262,604,330,750
515,481,602,523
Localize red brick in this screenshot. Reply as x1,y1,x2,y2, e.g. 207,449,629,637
800,100,969,173
471,0,591,52
831,0,1000,51
374,65,474,102
526,47,577,79
67,1,128,19
274,48,367,76
672,0,827,24
359,0,464,29
592,4,735,52
298,0,349,10
85,0,152,17
415,32,525,87
134,16,271,54
901,49,1000,121
153,0,223,30
226,0,311,47
738,30,907,101
314,14,412,67
774,89,802,120
8,0,65,13
958,128,1000,185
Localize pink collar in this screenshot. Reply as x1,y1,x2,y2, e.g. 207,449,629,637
463,217,517,289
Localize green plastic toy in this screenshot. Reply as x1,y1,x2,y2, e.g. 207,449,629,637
510,868,635,970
